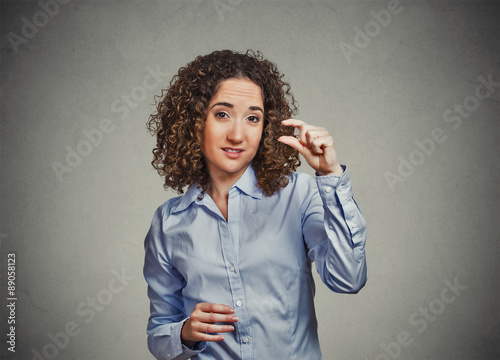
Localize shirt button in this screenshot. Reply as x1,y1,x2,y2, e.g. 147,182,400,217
242,337,249,343
325,186,332,193
229,266,235,272
177,344,181,350
166,354,171,358
338,185,344,191
236,300,242,307
347,221,356,229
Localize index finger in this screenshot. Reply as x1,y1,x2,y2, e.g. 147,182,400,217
197,303,235,314
281,119,306,128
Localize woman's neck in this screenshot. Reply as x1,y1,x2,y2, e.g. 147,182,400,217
205,163,252,220
206,182,230,221
206,169,246,221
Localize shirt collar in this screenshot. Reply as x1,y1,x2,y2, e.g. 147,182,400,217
173,182,203,214
172,164,263,214
232,164,263,200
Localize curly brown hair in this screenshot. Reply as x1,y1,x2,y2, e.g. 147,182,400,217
147,49,301,196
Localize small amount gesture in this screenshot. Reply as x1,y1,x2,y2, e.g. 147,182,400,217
181,303,238,348
278,119,343,176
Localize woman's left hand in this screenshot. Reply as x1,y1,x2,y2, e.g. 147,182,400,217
278,119,343,176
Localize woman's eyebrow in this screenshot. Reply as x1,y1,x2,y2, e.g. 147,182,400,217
249,106,264,113
210,102,263,113
210,102,233,109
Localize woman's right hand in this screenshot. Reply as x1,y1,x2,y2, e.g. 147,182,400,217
181,303,239,348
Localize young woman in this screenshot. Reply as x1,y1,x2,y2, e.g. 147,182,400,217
144,50,367,360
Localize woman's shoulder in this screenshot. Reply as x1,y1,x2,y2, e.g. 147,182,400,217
153,194,184,219
280,171,318,199
287,171,317,187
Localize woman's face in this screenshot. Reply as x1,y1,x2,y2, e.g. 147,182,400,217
202,78,264,183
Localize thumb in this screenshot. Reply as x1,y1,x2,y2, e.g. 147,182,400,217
278,136,307,155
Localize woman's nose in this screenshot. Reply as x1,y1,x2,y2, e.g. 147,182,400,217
226,119,244,143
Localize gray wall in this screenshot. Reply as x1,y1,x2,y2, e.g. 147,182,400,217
1,1,498,359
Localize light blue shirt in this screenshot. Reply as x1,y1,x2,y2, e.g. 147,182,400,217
143,165,367,360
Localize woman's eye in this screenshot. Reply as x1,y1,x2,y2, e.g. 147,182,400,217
215,112,228,119
248,116,260,123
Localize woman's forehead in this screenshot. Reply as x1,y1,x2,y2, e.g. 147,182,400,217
210,78,264,107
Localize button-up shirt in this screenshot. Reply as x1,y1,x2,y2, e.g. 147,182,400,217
143,165,367,359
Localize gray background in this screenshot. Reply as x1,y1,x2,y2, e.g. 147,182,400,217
1,1,499,359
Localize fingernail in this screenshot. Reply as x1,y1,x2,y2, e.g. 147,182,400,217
228,326,234,331
232,316,239,322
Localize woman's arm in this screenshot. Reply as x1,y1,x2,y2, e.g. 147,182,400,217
144,207,206,360
299,168,367,292
279,120,367,292
144,207,238,359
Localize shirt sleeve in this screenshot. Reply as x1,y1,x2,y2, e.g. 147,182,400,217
143,207,207,359
299,165,367,293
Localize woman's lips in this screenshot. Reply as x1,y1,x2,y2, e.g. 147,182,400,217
222,148,243,158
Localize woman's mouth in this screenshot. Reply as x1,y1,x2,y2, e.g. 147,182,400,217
223,148,243,153
222,148,243,158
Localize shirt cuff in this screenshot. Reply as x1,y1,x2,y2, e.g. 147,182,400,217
315,165,353,205
162,319,206,359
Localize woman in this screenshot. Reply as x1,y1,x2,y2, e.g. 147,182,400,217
144,50,367,360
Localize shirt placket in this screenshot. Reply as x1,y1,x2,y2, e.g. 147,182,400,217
218,188,254,360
